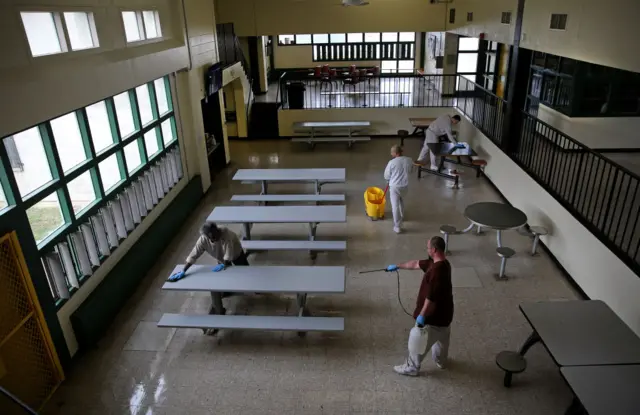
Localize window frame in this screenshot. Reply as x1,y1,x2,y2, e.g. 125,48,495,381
0,75,181,306
122,10,163,44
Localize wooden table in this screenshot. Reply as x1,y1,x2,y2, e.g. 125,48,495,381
233,168,345,194
408,117,437,137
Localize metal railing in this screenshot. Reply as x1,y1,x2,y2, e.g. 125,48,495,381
456,78,640,274
278,71,459,110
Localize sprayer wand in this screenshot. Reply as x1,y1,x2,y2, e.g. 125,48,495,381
359,268,413,317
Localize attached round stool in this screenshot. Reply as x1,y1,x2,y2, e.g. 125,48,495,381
397,129,409,146
496,351,527,387
440,225,457,254
529,226,548,256
496,247,515,280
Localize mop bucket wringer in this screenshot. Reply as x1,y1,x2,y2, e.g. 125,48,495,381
364,186,387,220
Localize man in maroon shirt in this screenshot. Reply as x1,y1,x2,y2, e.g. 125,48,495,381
386,236,454,376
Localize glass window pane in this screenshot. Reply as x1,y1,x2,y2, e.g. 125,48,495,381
142,11,160,38
64,12,96,50
347,33,363,43
67,170,96,213
0,178,7,211
330,34,346,43
364,33,381,42
6,128,54,197
381,60,398,73
86,101,114,153
278,35,295,45
99,154,122,192
382,32,398,42
399,32,415,42
20,12,63,57
398,60,414,73
50,112,88,172
312,34,329,43
27,192,64,243
122,11,142,42
136,85,154,125
113,92,136,137
161,118,175,145
458,37,480,51
154,78,170,115
144,129,160,157
296,34,312,44
124,140,143,173
457,53,478,73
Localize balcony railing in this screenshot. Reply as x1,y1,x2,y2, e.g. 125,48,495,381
278,71,459,110
455,77,640,275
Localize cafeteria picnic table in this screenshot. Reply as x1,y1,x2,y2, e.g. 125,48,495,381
232,168,345,194
561,365,640,415
207,205,347,241
408,117,436,138
415,142,477,189
498,300,640,387
461,201,528,247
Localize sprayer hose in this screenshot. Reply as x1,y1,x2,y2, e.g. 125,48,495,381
394,270,413,317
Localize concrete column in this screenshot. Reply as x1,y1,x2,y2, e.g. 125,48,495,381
257,36,269,93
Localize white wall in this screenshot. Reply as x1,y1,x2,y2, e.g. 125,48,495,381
278,107,452,136
457,110,640,335
537,104,640,150
216,0,447,36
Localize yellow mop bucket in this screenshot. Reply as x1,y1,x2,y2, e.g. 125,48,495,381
364,186,387,220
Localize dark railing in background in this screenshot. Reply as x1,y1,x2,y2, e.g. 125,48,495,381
456,78,640,274
278,71,458,109
313,41,415,62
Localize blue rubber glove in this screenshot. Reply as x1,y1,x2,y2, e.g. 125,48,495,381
454,143,466,149
386,264,398,272
212,264,226,272
167,271,186,282
416,315,426,327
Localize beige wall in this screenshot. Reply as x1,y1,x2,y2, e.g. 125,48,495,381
449,0,517,45
537,104,640,150
0,0,222,355
278,107,453,136
216,0,447,36
457,111,640,336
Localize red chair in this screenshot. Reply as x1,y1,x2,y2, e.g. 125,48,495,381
349,64,357,74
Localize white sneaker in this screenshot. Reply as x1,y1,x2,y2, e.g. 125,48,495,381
393,227,401,234
435,361,445,369
394,363,419,377
430,165,439,171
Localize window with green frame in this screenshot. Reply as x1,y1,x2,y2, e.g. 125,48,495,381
0,75,183,306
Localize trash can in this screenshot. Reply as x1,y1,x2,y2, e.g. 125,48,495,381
364,187,386,220
287,82,306,109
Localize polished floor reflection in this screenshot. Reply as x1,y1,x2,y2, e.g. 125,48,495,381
44,139,579,415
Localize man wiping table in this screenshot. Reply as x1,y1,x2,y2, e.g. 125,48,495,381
168,221,249,334
417,114,460,170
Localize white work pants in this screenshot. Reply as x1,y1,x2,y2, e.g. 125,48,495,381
406,324,451,370
389,185,407,229
417,130,439,170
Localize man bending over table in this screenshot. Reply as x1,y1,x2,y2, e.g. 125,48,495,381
417,114,460,170
168,221,249,334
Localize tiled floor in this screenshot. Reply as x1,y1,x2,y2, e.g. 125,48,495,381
45,139,580,415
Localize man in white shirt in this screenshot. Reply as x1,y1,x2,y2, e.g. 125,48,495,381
417,114,460,170
384,145,414,234
168,221,248,334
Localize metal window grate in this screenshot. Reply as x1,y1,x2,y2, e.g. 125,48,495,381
550,14,568,30
501,12,512,24
467,12,473,22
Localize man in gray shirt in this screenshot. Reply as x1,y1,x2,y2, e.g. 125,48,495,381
168,221,248,334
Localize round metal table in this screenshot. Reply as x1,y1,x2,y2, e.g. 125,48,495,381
462,202,528,247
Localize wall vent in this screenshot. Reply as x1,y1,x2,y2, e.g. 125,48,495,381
449,8,456,24
550,14,568,30
501,12,512,24
467,12,473,22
